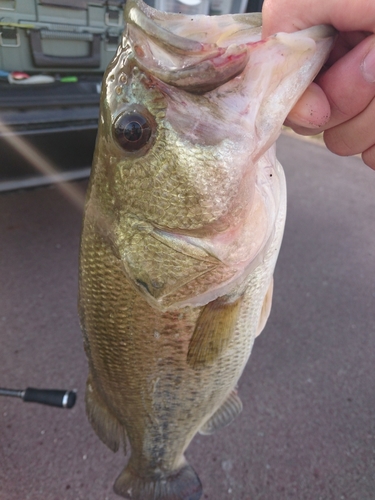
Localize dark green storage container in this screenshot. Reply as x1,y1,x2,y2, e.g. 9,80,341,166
0,0,125,74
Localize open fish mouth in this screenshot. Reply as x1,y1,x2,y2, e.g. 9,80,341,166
124,0,335,93
124,0,259,92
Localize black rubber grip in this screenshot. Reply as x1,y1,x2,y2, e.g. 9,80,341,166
23,388,76,408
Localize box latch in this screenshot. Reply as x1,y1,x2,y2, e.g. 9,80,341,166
105,6,122,26
0,23,20,47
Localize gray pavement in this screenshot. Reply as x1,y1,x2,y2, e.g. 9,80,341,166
0,133,374,500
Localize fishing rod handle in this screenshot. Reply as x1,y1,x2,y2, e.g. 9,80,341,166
23,388,76,408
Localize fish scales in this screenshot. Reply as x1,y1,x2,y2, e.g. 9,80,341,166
84,211,276,482
80,213,274,480
79,1,335,498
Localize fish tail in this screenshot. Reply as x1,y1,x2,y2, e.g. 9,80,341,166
113,462,202,500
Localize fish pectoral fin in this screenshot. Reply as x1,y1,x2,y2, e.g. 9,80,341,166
256,278,274,337
187,295,242,370
85,375,126,453
199,390,243,435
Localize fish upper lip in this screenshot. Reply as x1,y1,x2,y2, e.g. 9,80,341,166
126,25,249,92
126,0,215,54
125,0,254,92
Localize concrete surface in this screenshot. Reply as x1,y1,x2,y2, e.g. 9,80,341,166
0,134,374,500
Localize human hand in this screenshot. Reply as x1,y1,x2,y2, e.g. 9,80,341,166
262,0,375,169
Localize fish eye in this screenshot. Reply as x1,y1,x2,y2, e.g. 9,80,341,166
113,112,153,152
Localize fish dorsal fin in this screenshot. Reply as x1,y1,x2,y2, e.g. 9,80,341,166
199,390,243,435
187,295,242,369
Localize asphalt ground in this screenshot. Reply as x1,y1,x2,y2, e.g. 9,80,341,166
0,133,374,500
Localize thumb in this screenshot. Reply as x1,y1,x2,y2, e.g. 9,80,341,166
262,0,375,38
285,83,331,130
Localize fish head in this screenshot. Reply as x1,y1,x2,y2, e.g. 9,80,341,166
87,0,335,309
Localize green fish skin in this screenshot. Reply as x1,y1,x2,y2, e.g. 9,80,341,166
78,2,335,498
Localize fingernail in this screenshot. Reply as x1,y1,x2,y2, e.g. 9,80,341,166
287,83,331,129
361,45,375,83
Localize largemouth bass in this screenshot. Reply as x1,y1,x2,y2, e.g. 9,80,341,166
79,2,334,498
